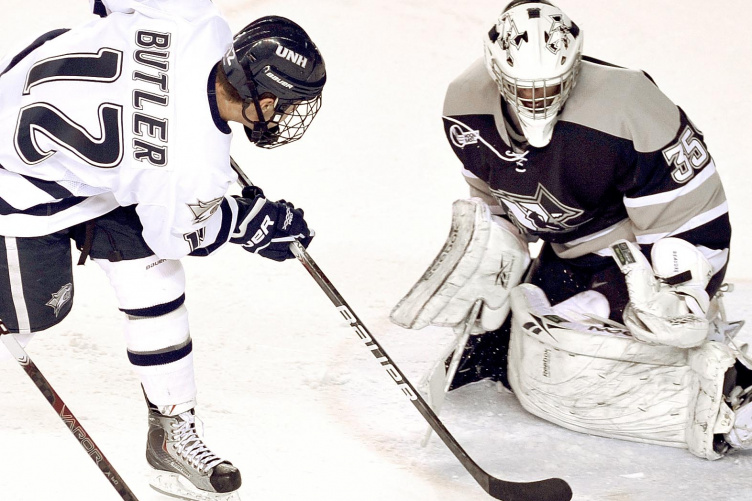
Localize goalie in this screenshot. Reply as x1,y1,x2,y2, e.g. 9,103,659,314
391,0,750,460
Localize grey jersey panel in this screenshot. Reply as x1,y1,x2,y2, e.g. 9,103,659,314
443,58,513,151
443,58,682,153
562,61,681,153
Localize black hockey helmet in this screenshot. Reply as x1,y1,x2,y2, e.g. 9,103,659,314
222,16,326,148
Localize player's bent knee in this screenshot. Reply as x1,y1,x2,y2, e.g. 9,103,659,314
93,256,186,311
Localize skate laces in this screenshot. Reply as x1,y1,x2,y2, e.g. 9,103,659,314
170,412,224,474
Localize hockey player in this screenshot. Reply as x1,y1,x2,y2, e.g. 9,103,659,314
0,0,325,498
391,0,752,460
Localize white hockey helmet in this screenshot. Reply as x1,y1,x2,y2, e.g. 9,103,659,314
484,0,583,147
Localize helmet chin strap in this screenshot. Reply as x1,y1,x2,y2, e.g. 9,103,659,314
240,78,273,143
242,99,271,142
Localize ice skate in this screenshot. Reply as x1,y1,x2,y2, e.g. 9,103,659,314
146,402,242,501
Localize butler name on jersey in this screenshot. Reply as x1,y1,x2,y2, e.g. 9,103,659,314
443,54,730,286
0,0,235,259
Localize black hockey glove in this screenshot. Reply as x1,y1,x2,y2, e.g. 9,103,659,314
230,186,313,261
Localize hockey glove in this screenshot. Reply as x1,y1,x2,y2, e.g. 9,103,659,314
230,186,313,261
611,238,712,348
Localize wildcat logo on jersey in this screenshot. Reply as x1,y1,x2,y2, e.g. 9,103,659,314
46,283,73,317
188,197,223,224
490,183,587,233
449,125,480,148
275,44,308,68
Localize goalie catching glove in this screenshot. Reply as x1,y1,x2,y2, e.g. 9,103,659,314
611,238,713,348
390,198,530,332
230,186,313,261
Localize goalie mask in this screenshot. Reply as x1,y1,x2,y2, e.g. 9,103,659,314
222,16,326,148
484,0,583,147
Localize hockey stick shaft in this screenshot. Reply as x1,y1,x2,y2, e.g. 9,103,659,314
230,157,572,501
0,320,140,501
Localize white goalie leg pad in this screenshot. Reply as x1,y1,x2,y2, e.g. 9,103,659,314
611,239,712,348
508,283,735,458
94,257,196,408
686,342,736,459
390,198,530,332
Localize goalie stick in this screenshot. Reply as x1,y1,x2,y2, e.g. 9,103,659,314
420,299,482,447
0,319,140,501
230,157,572,501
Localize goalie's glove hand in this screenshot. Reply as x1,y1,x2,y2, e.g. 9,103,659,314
230,186,313,262
611,238,711,348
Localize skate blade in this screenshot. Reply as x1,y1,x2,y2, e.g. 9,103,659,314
149,470,241,501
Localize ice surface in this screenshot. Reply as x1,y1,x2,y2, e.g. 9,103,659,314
1,1,751,500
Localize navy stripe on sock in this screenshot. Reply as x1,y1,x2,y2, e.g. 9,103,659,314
127,339,192,367
120,293,185,318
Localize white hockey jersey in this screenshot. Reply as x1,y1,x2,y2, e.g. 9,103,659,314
0,0,240,259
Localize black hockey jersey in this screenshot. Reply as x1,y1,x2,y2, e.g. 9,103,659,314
442,56,730,280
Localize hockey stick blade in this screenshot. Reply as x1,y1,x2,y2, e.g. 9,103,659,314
228,158,572,500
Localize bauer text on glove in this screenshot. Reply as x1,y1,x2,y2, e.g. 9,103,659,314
230,189,313,261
